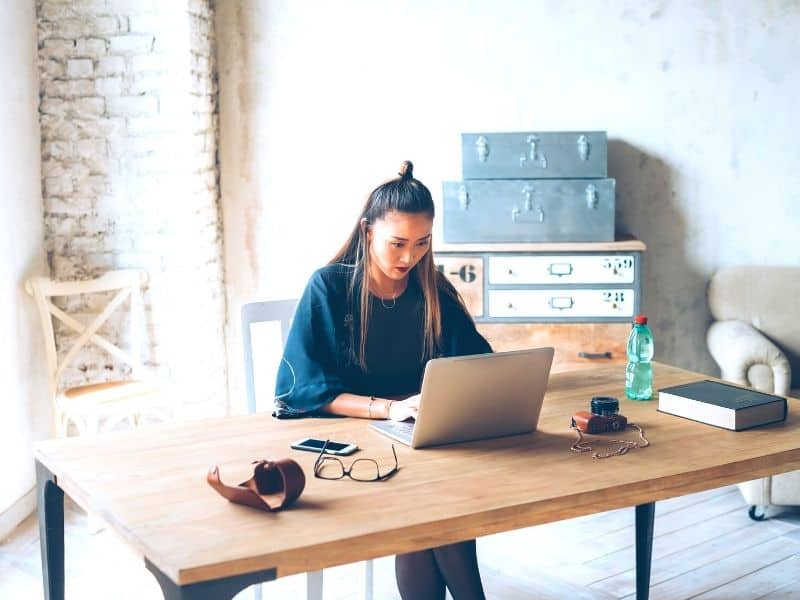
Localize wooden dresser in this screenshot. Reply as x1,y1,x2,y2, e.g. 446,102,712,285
434,237,646,373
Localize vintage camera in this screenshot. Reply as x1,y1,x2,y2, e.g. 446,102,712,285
571,396,628,434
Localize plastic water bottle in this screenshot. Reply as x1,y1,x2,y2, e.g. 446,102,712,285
625,314,654,400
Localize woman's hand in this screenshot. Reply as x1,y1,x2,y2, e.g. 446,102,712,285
388,394,420,422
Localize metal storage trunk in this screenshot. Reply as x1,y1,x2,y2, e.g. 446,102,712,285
462,131,607,180
442,179,615,243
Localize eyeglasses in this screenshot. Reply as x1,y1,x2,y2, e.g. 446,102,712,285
314,440,398,482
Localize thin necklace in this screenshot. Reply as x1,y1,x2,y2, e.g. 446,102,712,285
380,294,396,309
371,276,405,309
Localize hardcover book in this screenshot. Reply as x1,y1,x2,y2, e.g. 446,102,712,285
658,380,787,431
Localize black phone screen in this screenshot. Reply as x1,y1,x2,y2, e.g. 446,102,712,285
297,438,350,451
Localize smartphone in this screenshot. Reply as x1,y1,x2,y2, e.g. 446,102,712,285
290,437,358,456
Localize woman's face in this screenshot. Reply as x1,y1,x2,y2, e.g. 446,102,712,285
366,211,433,289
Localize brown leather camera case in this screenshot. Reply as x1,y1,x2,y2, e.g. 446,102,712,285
572,410,595,433
572,410,627,434
207,458,306,511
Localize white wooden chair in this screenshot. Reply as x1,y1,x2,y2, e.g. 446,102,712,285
25,269,169,437
242,299,374,600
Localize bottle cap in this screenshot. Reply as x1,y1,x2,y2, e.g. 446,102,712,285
634,314,648,325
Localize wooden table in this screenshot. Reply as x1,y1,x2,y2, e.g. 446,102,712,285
35,363,800,600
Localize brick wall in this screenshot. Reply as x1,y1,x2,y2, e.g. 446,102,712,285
36,0,228,418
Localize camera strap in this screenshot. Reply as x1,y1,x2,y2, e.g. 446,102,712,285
570,423,650,459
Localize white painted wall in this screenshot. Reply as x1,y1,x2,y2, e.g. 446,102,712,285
0,1,51,532
218,0,800,410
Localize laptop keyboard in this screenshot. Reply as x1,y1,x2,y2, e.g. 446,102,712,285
371,419,415,443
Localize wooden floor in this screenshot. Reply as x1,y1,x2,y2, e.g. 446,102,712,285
2,485,799,599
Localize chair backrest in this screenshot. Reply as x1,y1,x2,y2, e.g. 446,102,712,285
25,269,148,395
241,299,298,414
709,266,800,383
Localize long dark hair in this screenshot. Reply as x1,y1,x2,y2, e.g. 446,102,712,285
330,161,465,370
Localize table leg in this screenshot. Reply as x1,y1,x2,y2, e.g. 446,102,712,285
635,502,655,600
145,558,277,600
36,460,65,600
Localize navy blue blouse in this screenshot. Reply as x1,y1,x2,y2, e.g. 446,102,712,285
273,263,491,418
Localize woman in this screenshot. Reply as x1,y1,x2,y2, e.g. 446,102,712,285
275,160,490,600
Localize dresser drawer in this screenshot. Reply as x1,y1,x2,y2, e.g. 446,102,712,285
488,289,635,319
488,255,635,285
462,131,607,179
477,322,629,373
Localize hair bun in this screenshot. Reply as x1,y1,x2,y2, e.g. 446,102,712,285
398,160,414,180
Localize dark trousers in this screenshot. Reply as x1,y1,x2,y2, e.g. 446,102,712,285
395,539,486,600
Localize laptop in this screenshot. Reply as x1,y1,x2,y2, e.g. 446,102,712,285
370,347,554,449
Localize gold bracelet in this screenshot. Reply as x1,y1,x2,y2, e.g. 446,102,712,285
384,399,394,419
368,396,376,419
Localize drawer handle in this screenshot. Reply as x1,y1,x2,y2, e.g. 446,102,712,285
519,135,547,169
511,205,544,223
522,186,533,211
577,135,591,161
475,135,489,162
548,263,573,276
458,185,470,210
578,351,612,360
585,184,598,209
527,135,540,158
548,296,574,310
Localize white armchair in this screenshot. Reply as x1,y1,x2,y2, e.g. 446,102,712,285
707,266,800,519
